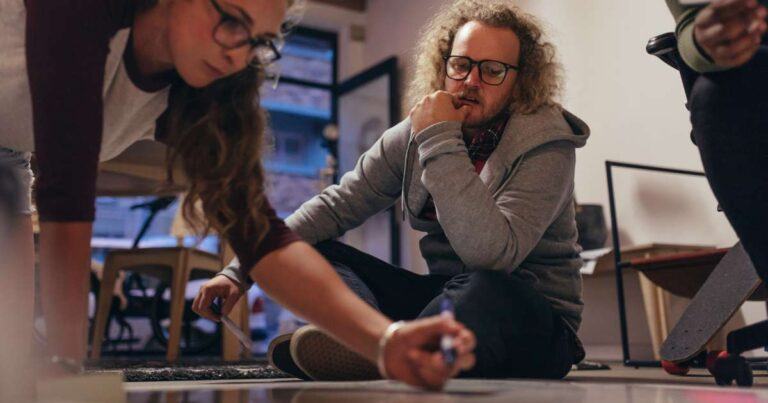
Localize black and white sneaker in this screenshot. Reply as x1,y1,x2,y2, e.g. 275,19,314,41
289,325,381,381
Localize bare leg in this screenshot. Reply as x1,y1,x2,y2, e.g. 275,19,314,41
38,222,92,370
0,215,36,400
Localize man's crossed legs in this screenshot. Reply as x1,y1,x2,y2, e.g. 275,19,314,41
312,240,584,379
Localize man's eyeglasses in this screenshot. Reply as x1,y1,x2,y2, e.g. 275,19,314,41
210,0,283,78
443,55,518,86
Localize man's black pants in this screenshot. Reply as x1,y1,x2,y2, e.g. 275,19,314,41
315,240,584,379
686,46,768,281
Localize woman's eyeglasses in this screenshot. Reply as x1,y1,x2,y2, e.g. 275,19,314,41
210,0,284,85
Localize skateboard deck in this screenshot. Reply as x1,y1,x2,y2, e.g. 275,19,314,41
660,243,761,363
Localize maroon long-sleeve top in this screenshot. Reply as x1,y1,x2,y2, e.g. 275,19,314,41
23,0,299,271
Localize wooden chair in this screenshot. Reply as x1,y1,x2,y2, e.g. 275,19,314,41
90,198,250,362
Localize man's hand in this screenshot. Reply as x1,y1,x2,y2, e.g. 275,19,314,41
410,91,471,135
192,275,244,322
694,0,767,69
381,316,476,390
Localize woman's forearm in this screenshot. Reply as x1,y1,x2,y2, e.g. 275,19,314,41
38,221,93,362
249,241,390,362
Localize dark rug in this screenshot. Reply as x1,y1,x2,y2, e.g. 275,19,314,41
572,360,611,371
85,357,292,382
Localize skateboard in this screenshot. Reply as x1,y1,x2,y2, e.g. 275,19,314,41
660,243,762,386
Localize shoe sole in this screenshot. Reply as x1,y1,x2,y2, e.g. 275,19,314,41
289,325,381,381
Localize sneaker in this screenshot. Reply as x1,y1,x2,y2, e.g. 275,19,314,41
267,333,311,380
289,325,381,381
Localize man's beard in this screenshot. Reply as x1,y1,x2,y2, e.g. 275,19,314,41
460,90,514,129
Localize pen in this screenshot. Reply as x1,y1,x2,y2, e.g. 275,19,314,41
211,298,253,351
440,296,456,366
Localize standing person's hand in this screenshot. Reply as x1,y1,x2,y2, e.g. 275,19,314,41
380,316,476,390
192,275,245,321
410,91,471,135
694,0,768,68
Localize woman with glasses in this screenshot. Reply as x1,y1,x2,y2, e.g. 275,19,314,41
0,0,475,392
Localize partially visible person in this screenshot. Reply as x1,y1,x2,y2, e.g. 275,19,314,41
666,0,768,280
0,160,34,402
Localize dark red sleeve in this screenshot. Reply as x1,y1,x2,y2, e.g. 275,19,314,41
26,0,116,222
232,200,302,280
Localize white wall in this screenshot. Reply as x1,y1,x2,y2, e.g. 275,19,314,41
526,1,736,248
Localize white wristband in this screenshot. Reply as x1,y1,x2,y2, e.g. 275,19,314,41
377,321,407,379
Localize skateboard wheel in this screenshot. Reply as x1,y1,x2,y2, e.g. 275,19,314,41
662,360,690,376
706,350,725,375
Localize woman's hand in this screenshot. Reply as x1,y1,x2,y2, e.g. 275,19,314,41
382,316,476,390
192,275,244,321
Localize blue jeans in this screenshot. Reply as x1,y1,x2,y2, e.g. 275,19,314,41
315,240,584,379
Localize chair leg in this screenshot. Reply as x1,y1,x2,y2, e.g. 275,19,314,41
221,295,251,361
222,297,243,362
166,251,190,362
221,296,252,361
239,297,251,359
89,261,119,359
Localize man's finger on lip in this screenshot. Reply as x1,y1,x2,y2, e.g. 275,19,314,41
451,95,463,109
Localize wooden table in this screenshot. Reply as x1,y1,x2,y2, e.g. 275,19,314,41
581,243,737,361
97,140,186,197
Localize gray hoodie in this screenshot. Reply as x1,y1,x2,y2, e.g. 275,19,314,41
221,105,590,331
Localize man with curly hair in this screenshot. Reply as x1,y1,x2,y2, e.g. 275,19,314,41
222,0,589,380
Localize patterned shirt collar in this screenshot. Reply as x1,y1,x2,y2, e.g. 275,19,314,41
464,111,510,162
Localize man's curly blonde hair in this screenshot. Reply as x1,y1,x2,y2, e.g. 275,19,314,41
407,0,562,115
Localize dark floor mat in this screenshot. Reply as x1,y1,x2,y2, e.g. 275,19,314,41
572,360,611,371
85,357,293,382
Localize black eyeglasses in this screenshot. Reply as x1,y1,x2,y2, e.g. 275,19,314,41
443,55,518,86
210,0,284,68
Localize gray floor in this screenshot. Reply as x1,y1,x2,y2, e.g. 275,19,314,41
124,379,768,403
120,366,768,403
32,364,768,402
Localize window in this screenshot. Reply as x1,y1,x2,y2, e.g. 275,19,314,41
261,27,338,218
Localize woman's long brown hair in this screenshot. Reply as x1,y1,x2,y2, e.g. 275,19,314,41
164,66,270,251
155,0,302,258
